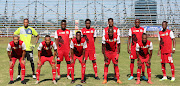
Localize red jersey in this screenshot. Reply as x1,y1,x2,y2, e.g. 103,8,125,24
81,28,96,50
103,26,120,36
102,34,120,52
159,29,174,53
55,29,73,50
7,40,26,58
70,38,87,57
136,40,153,58
38,41,57,57
129,27,146,51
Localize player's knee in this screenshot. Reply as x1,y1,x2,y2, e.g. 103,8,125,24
114,64,118,66
147,66,150,69
138,66,142,69
30,60,34,63
131,59,134,63
66,61,71,64
92,60,96,63
105,64,109,67
57,61,61,64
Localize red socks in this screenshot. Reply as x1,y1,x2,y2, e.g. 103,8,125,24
170,63,175,77
81,63,86,80
141,63,145,76
104,65,108,80
9,68,14,81
21,63,25,81
67,64,71,76
36,69,40,81
137,68,141,81
93,62,98,77
130,63,134,76
71,63,75,80
114,65,120,79
52,69,56,80
56,64,60,76
147,68,151,78
161,63,166,76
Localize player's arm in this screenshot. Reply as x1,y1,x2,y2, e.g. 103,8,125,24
31,27,39,44
157,33,161,56
14,27,20,35
170,31,176,53
117,36,121,54
37,43,43,64
82,41,87,63
127,29,132,54
21,42,26,60
94,29,97,42
136,43,140,62
102,36,107,62
70,40,74,63
7,44,12,61
149,42,153,62
53,42,57,61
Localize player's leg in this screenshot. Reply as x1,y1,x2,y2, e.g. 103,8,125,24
35,56,43,84
136,62,142,84
128,59,135,80
8,57,17,84
17,52,28,79
64,51,72,79
141,62,148,81
19,57,26,84
56,50,63,79
89,50,99,80
112,54,122,84
146,62,152,84
71,56,76,84
77,56,86,83
49,56,57,84
168,53,175,81
102,63,109,84
160,54,167,81
27,51,36,79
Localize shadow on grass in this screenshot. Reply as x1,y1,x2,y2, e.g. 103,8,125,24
39,79,52,83
25,74,45,78
14,78,30,83
155,75,171,80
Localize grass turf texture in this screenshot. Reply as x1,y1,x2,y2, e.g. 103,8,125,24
0,37,180,86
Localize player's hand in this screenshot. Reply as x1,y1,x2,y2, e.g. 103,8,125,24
37,59,41,65
71,59,74,64
9,61,13,67
157,50,160,56
21,59,25,65
52,58,55,63
137,59,142,66
147,59,151,64
104,56,108,63
172,50,175,54
128,49,131,54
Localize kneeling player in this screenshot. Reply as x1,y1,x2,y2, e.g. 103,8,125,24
35,35,57,84
70,31,87,83
7,35,26,84
102,27,122,84
136,33,153,84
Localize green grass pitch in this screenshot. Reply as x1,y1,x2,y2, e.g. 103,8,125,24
0,37,180,86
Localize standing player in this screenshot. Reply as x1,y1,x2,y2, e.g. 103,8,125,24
70,31,87,83
127,19,147,80
14,18,39,79
81,19,100,80
158,21,176,81
7,35,26,84
102,27,122,84
136,33,153,84
35,35,57,84
55,20,73,79
102,18,120,79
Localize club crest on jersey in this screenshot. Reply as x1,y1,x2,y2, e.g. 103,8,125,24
28,30,31,33
19,45,22,48
91,30,93,33
166,32,168,36
81,43,83,46
114,30,116,33
66,31,69,34
140,29,143,32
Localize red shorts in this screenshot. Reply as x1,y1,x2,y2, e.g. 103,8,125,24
11,57,24,66
57,50,70,61
39,56,55,65
129,51,137,59
85,49,96,60
139,55,150,63
161,53,173,63
105,51,119,65
70,55,84,63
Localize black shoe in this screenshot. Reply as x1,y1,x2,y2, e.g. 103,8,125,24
81,80,86,83
95,76,100,80
71,80,75,84
21,80,26,84
8,80,14,84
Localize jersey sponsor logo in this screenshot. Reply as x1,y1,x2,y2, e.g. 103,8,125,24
91,30,94,33
86,31,90,33
59,32,65,34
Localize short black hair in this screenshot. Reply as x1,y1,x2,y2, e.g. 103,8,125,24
162,21,168,24
61,20,66,23
76,31,81,35
24,18,29,22
142,33,147,36
45,35,50,38
85,19,91,23
108,18,113,22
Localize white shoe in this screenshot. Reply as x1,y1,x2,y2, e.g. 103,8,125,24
67,75,72,80
171,77,175,82
56,75,61,80
35,80,39,84
52,80,57,84
159,76,167,81
17,75,21,79
32,75,36,79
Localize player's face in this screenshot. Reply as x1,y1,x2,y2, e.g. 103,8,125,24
61,22,66,30
85,21,91,29
76,33,81,41
108,29,113,38
162,22,167,29
45,37,51,45
135,19,140,28
108,19,113,27
142,35,147,44
13,37,19,45
24,20,29,28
